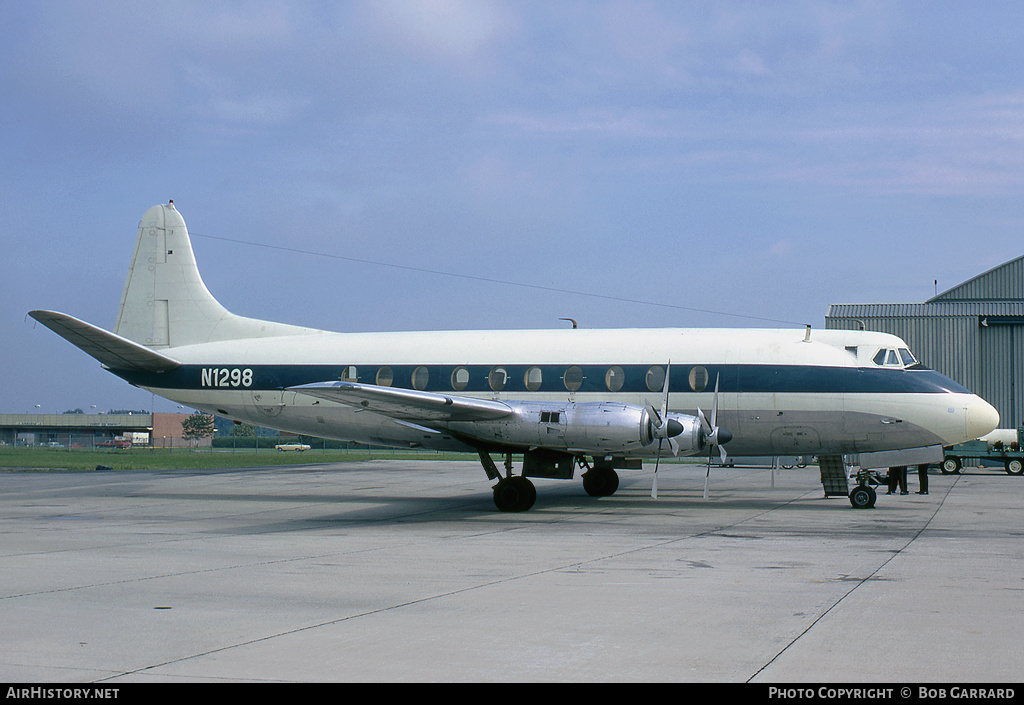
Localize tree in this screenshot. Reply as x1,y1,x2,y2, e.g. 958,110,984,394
229,423,256,437
181,412,216,447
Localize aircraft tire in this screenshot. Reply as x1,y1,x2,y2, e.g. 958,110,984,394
493,476,536,512
849,485,876,509
582,468,619,497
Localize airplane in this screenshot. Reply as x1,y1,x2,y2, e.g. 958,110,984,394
30,202,999,512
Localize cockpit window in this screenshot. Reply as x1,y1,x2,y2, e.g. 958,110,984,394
872,347,917,368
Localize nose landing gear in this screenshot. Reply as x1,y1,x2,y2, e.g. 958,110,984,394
849,470,878,509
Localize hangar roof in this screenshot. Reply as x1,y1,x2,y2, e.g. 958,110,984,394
827,301,1024,319
929,254,1024,302
828,255,1024,321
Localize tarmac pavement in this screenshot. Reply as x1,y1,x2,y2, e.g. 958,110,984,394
1,459,1021,683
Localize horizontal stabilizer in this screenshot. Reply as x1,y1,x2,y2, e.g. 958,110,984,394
29,310,180,373
291,381,513,422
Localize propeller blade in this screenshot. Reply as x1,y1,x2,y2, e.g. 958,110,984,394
651,362,672,500
703,459,712,500
652,439,663,499
698,406,711,435
702,374,723,501
710,374,720,426
660,361,671,424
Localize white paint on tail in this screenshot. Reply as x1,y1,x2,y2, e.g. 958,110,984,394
113,202,321,348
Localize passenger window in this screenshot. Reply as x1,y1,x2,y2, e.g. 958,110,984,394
688,365,708,392
451,366,470,391
646,365,665,392
412,366,429,390
605,366,625,392
524,366,543,392
488,367,508,392
376,366,393,387
563,366,584,392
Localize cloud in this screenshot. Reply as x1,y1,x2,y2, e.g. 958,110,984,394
360,0,514,60
6,1,1024,414
732,48,770,77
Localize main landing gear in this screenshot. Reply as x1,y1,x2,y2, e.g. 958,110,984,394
476,451,622,512
478,450,538,512
493,475,537,513
580,459,619,498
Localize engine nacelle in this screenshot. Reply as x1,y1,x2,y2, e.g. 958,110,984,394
447,400,702,456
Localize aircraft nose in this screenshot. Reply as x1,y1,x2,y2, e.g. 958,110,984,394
965,395,1000,441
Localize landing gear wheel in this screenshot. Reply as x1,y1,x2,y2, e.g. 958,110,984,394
1005,459,1023,475
941,457,962,474
582,468,619,497
493,476,536,512
849,484,877,509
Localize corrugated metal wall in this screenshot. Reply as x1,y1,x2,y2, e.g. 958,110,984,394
978,322,1024,428
826,268,1024,430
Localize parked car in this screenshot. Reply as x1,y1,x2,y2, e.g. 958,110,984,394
97,439,132,449
275,442,311,452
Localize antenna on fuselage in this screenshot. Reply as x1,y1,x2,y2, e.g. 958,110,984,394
803,324,812,342
559,318,578,329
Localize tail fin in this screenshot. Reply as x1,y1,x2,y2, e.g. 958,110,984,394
114,202,320,348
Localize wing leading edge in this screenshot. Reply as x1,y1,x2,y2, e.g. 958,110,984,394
290,381,514,422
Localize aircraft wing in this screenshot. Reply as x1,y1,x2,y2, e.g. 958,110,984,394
290,381,514,422
29,310,180,373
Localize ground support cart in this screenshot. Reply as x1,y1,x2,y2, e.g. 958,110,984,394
941,429,1024,476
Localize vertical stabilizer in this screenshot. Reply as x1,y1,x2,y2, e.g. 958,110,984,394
114,202,320,348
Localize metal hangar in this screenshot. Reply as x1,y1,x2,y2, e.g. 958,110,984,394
826,255,1024,429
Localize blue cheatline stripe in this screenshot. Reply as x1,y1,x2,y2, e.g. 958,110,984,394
110,363,972,396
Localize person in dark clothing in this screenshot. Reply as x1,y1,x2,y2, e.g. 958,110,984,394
887,466,908,494
916,464,929,494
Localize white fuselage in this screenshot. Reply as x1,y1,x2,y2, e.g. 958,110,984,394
115,326,998,458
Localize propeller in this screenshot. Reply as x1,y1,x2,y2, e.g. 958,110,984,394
650,362,683,499
698,374,733,500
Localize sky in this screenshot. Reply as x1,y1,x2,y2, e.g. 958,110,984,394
3,0,1024,414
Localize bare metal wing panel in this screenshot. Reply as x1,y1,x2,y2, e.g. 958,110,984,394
291,380,513,422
